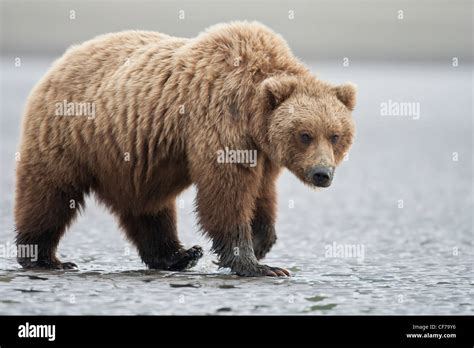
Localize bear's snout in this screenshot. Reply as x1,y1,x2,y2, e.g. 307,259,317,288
308,166,334,187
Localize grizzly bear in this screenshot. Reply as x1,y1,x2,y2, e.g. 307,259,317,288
14,21,356,276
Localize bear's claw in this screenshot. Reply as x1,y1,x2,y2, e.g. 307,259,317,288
18,257,77,270
60,262,78,270
236,264,290,277
264,266,290,277
260,265,290,277
168,245,203,271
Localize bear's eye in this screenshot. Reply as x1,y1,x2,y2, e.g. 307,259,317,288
300,132,312,144
330,134,340,145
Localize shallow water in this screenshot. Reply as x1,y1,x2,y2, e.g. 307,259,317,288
0,58,472,314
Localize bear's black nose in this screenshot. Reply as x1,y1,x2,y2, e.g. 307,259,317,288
310,166,333,187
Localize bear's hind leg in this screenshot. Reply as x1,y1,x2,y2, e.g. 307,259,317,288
119,204,203,271
15,171,85,269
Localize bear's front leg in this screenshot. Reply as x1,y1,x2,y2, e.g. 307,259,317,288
194,164,289,277
118,203,203,271
251,161,280,260
211,224,287,276
251,214,277,261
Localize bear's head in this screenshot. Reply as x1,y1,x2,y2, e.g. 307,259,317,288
258,74,356,188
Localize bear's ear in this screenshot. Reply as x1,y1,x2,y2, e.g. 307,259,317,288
260,75,297,110
334,83,357,111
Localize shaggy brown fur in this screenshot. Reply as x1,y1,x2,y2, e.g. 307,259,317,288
14,21,356,276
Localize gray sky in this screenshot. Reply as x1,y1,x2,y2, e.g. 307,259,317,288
1,0,472,61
